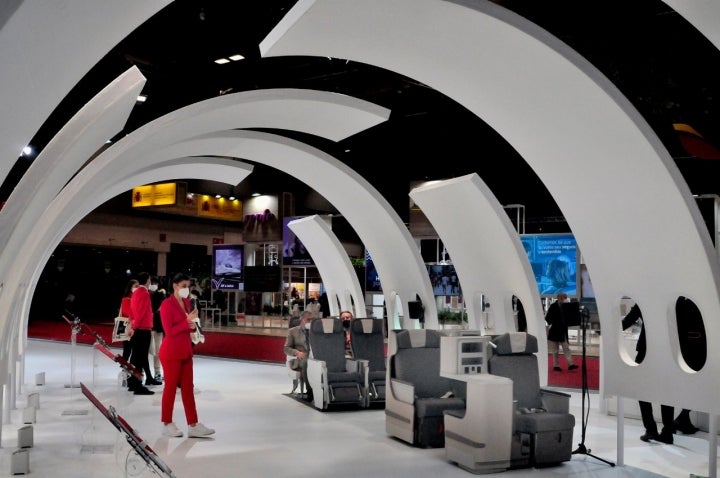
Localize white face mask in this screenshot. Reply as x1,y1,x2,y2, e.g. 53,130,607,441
304,323,311,330
179,287,190,298
149,284,158,292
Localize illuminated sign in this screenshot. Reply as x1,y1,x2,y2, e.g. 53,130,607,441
131,183,177,207
197,195,243,221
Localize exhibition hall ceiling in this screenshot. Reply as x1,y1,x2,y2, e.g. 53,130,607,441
8,0,720,233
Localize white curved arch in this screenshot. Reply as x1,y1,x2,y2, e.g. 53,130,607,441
0,67,145,399
3,156,253,348
262,0,720,416
11,130,432,359
0,1,169,182
0,87,392,345
288,215,367,317
0,66,146,293
3,89,435,366
410,174,547,384
663,1,720,52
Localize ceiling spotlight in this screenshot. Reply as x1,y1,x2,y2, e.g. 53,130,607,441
251,192,261,197
215,194,222,199
229,196,236,201
214,58,230,65
228,54,244,61
136,94,147,103
21,146,32,156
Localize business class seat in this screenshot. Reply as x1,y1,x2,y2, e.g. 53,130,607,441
488,332,575,469
349,318,386,407
386,329,465,448
306,318,365,410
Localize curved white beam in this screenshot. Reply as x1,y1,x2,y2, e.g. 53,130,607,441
0,66,145,372
262,0,720,415
288,215,367,317
0,1,169,182
0,66,146,296
3,156,253,356
3,89,436,372
663,1,720,53
410,173,547,383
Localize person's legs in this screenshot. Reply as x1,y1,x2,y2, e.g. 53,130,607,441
674,408,699,434
561,340,577,368
151,331,163,379
548,340,561,369
658,404,674,443
129,331,154,393
179,357,198,425
160,357,179,424
134,329,158,385
128,334,142,390
122,339,132,361
639,401,659,441
300,358,313,400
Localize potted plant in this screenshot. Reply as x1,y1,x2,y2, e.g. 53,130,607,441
437,308,468,328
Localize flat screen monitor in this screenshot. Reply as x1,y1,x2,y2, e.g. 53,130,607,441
243,266,282,292
211,244,243,290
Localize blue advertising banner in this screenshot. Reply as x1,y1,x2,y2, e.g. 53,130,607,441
521,233,578,297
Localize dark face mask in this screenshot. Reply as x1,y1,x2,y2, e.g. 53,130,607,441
342,320,350,329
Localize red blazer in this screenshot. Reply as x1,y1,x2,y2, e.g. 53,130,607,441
158,295,193,361
120,297,132,318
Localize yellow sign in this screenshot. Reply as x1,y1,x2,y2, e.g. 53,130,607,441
132,183,177,207
197,195,243,221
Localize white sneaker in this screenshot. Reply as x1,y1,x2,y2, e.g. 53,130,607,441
162,422,183,438
188,422,215,438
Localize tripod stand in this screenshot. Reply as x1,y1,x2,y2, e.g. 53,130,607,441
572,309,615,466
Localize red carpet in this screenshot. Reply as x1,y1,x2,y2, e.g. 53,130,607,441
546,355,599,390
27,320,287,364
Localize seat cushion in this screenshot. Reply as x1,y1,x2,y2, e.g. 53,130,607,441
327,371,362,383
368,370,386,382
515,412,575,434
415,397,465,418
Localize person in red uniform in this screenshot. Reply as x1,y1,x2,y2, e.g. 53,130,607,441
128,272,160,394
159,272,215,438
119,279,138,361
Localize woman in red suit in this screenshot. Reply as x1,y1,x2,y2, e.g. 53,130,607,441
158,272,215,438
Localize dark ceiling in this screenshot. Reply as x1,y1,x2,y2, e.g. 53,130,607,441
6,0,720,234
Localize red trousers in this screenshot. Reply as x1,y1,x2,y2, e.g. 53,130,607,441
159,355,197,425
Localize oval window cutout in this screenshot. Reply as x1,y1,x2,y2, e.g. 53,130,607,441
619,298,645,365
512,295,527,332
675,296,707,372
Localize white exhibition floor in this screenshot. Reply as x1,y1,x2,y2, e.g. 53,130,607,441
0,339,715,478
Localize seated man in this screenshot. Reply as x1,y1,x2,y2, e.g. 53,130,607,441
284,310,314,401
339,310,354,357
